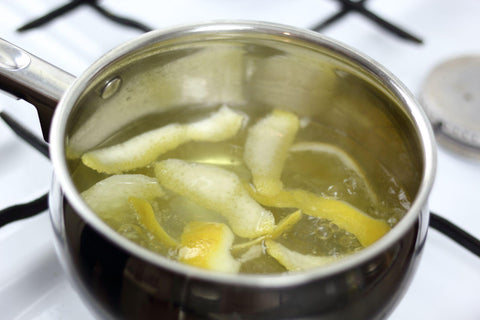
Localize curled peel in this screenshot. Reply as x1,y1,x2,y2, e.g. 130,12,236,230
155,159,275,238
128,197,179,248
81,174,165,215
81,105,245,174
265,240,338,271
179,221,240,273
269,209,303,239
244,109,299,197
248,187,390,247
231,209,302,252
184,105,245,141
289,142,378,205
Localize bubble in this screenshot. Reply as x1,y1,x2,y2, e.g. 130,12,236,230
326,185,339,198
387,217,398,225
117,224,149,247
398,189,411,209
328,248,340,257
316,224,332,240
339,233,356,248
343,176,358,195
167,247,179,259
329,222,340,233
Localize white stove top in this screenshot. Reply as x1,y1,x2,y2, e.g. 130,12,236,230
1,1,479,319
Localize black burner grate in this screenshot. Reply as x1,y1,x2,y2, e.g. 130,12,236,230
17,0,422,44
312,0,422,44
17,0,152,33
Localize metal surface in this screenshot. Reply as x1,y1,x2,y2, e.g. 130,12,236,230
47,22,434,319
0,38,75,140
421,55,480,156
49,182,426,319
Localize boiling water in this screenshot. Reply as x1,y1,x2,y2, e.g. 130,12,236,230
69,104,410,274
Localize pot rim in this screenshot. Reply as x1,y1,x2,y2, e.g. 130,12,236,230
50,20,437,287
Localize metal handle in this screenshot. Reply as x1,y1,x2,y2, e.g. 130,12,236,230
0,38,76,140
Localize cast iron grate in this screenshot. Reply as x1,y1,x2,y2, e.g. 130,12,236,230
16,0,422,44
17,0,152,33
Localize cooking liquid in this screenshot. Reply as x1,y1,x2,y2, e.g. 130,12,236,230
69,104,410,274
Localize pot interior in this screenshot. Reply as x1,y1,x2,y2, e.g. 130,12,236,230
57,23,431,275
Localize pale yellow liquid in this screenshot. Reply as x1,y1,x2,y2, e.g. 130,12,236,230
69,104,410,274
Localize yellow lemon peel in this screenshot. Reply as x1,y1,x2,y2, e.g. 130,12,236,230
269,210,303,239
81,105,245,174
179,221,240,273
265,240,338,271
80,174,165,232
289,142,378,205
81,174,165,216
128,197,179,248
236,244,263,264
248,187,390,247
231,210,303,252
244,109,299,197
231,237,266,252
155,159,275,238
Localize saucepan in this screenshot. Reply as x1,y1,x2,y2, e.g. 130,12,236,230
0,21,436,319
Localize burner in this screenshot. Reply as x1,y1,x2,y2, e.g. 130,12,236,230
421,55,480,157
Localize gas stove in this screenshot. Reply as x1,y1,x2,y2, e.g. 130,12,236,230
1,1,479,319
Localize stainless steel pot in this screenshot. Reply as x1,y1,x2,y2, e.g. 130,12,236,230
0,21,436,319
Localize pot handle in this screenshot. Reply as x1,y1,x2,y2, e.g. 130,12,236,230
0,38,76,140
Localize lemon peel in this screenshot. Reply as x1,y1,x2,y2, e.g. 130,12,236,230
155,159,275,238
179,221,240,273
81,174,165,216
81,105,245,174
265,240,338,271
244,109,299,197
231,210,302,252
248,187,390,247
128,197,179,248
184,105,245,141
231,237,266,252
289,142,378,205
237,244,263,263
269,210,303,239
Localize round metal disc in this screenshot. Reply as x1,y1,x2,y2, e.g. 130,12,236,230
421,55,480,151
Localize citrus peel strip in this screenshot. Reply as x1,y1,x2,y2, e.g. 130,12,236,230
265,240,338,271
231,209,302,252
155,159,275,238
289,142,378,205
81,174,165,216
244,109,299,197
269,209,303,239
231,236,266,252
128,197,179,248
81,105,245,174
179,221,240,273
247,187,390,247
